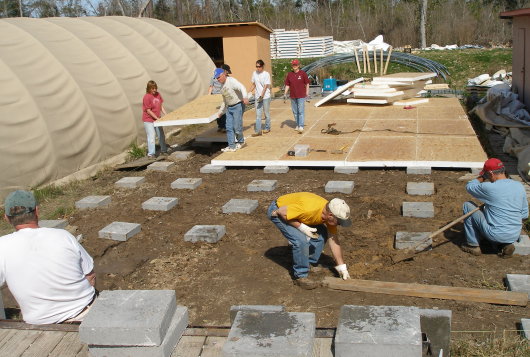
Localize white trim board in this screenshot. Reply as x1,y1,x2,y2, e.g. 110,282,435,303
353,91,404,98
347,98,389,104
372,72,437,83
154,114,217,127
314,77,365,107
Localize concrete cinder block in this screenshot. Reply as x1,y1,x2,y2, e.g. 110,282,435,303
395,232,432,251
419,309,451,357
88,305,188,357
335,305,422,357
402,202,435,218
171,178,203,190
505,274,530,300
115,176,146,188
264,166,289,174
229,305,285,325
522,318,530,340
325,181,355,194
170,151,194,160
222,199,259,214
407,166,431,175
515,234,530,255
38,219,68,229
75,196,111,210
222,311,315,357
247,179,277,192
147,161,175,172
99,222,141,242
200,164,226,174
294,144,310,157
79,290,178,346
334,166,359,174
470,167,481,175
142,197,179,211
184,225,225,243
406,182,435,196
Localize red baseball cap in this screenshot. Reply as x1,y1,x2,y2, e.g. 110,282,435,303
479,158,504,176
291,59,300,66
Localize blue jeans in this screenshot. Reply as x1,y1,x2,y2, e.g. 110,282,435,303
463,201,516,246
290,98,305,128
268,201,327,279
143,122,166,156
255,98,271,132
225,102,244,149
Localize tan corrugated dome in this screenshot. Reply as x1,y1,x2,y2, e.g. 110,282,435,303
0,16,215,200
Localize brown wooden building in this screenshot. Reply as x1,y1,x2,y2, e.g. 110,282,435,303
179,21,273,88
501,8,530,107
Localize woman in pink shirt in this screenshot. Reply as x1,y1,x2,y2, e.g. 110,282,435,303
142,80,167,158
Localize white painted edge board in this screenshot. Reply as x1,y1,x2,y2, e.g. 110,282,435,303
210,159,485,169
154,114,217,127
347,98,389,104
354,84,392,89
393,98,430,106
352,87,398,93
372,72,437,82
353,91,404,98
314,77,365,107
369,81,412,86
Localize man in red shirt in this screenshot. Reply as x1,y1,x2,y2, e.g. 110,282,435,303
284,59,310,134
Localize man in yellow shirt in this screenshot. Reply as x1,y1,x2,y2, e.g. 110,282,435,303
267,192,351,289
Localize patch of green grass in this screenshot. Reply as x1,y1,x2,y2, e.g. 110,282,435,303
32,185,64,204
451,331,529,357
128,141,147,160
49,206,75,219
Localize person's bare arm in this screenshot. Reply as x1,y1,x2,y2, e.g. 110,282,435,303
328,235,345,265
274,206,302,228
146,108,159,120
85,270,96,287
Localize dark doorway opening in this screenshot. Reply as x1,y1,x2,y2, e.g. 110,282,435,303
195,37,224,67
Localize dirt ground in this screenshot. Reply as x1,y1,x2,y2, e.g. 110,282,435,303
2,122,529,336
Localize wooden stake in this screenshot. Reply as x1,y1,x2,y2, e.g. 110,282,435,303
362,46,367,73
365,46,371,73
324,278,529,306
380,48,384,75
373,49,377,74
383,46,393,75
353,48,361,73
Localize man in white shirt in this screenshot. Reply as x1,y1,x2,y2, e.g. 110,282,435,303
0,190,96,324
248,59,272,136
215,68,250,152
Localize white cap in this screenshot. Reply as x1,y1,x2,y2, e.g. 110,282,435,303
328,198,351,227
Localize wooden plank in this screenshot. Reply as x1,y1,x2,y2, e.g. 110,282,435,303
314,78,364,107
312,338,334,357
171,335,206,357
0,329,18,349
0,321,79,332
75,343,88,357
156,94,222,127
0,330,41,357
324,277,529,306
21,331,67,357
200,336,226,357
48,332,84,357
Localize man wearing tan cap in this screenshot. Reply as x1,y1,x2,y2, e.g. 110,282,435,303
267,192,351,289
0,190,97,324
461,158,528,258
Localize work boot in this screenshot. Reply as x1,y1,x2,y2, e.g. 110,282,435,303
293,277,319,290
498,243,515,259
460,244,481,256
251,131,262,137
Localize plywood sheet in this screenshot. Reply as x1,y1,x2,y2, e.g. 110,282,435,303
314,78,364,107
367,106,418,120
372,72,437,82
416,136,487,162
280,136,356,161
156,95,222,126
305,119,366,138
362,119,417,136
348,135,416,161
418,106,468,120
322,107,372,120
418,119,475,135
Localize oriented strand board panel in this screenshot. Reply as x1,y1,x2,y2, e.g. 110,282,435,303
155,94,222,126
314,78,364,107
207,97,487,169
372,72,437,82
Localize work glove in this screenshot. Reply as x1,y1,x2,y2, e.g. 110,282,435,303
283,94,287,103
257,96,263,103
306,95,311,103
335,264,351,280
298,223,318,239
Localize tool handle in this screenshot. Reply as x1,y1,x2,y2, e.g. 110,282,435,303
428,205,483,239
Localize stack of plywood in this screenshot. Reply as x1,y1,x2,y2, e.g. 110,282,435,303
346,72,437,105
300,36,334,58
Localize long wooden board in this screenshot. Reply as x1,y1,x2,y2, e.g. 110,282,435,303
314,78,364,107
323,277,529,306
155,94,222,127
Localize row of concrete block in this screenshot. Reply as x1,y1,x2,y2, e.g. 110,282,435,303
77,289,455,357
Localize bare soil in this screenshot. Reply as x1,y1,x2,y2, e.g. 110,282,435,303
2,123,529,334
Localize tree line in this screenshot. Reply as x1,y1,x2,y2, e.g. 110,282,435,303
1,0,529,47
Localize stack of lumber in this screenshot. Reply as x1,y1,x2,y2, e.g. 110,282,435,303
270,29,309,59
346,72,436,105
300,36,334,58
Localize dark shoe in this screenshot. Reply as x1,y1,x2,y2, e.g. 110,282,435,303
498,243,515,258
293,277,319,290
251,131,262,137
460,244,481,256
217,127,223,132
263,129,270,134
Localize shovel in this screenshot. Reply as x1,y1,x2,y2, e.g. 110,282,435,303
391,204,483,264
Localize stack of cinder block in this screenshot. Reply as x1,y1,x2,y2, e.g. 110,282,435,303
79,290,188,357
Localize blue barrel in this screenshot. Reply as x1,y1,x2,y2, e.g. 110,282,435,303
323,78,337,91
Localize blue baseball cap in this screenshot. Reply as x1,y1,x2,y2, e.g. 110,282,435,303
213,68,225,79
4,190,37,216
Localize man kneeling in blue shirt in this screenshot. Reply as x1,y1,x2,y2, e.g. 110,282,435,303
461,158,528,257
